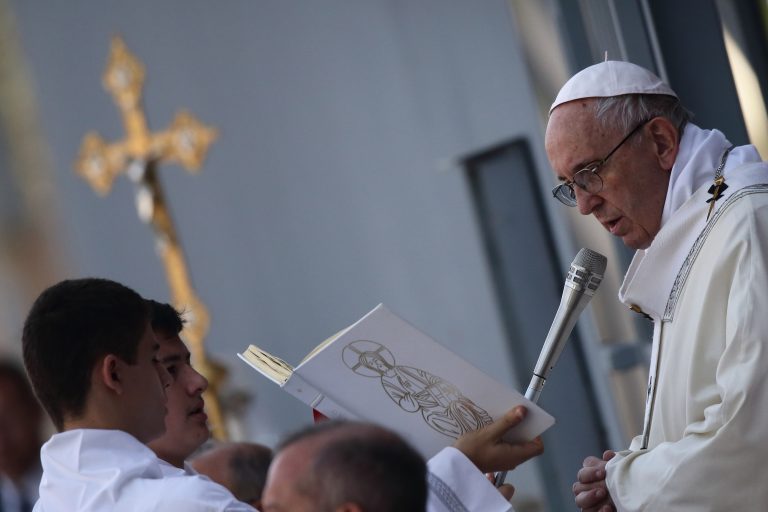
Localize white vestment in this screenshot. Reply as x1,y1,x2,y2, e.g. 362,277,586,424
428,447,514,512
606,124,768,511
33,429,255,512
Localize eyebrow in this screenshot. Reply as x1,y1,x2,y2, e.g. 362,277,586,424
158,352,191,364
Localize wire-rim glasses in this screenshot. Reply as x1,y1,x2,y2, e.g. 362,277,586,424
552,118,652,207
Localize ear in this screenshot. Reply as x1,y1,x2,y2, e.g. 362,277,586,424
647,117,679,172
98,354,125,395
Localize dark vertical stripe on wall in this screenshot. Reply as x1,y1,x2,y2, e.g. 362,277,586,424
646,0,749,144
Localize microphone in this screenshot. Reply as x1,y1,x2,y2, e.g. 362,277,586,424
525,247,607,403
494,247,607,487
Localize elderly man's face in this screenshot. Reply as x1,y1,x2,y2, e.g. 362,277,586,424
545,100,671,250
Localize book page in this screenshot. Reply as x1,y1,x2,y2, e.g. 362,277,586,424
239,345,294,385
299,323,355,365
294,304,554,459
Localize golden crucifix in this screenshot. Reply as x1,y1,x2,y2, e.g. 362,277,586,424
74,36,228,440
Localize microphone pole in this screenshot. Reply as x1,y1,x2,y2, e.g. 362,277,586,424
494,248,607,487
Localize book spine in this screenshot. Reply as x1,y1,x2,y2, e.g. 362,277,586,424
284,373,358,420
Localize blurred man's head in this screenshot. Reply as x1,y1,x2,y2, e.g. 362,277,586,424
0,360,43,482
262,421,427,512
22,278,170,442
191,442,272,509
145,300,210,468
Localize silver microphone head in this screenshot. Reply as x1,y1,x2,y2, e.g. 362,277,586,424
567,248,607,295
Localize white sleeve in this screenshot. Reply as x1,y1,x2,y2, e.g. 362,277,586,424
426,447,514,512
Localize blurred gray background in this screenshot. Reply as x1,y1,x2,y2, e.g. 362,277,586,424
1,1,765,509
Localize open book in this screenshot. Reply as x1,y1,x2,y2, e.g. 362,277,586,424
238,304,554,458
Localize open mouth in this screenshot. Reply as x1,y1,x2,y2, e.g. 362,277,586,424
605,217,622,234
188,401,206,417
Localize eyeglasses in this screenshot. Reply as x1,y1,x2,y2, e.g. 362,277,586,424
552,118,651,207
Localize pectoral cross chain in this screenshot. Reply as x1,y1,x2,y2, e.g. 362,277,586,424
705,145,735,222
705,177,728,221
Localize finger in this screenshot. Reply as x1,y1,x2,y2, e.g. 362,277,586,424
573,481,604,495
482,406,528,441
484,436,545,472
583,455,605,467
499,436,545,464
574,487,607,508
526,438,545,458
577,464,606,484
497,484,515,501
603,450,617,461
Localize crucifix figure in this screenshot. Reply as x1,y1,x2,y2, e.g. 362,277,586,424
74,36,228,440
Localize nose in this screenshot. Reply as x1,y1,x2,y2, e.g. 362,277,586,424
189,367,209,394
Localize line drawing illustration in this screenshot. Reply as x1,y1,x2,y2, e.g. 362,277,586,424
342,340,493,439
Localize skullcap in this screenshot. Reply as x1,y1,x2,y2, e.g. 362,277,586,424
550,60,677,113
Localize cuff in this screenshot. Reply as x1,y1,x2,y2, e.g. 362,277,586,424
426,447,514,512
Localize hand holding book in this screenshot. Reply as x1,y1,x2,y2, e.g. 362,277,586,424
454,405,544,474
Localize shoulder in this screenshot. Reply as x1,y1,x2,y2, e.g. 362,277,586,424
708,185,768,241
146,473,255,511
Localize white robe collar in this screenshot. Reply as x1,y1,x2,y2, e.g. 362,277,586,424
619,124,766,318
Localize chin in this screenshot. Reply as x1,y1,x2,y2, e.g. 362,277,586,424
629,239,653,250
621,232,653,250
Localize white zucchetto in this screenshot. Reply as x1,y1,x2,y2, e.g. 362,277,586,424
550,60,678,113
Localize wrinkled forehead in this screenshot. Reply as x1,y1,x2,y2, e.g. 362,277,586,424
547,100,604,139
545,101,612,175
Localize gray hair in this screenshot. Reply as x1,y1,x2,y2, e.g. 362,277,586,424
594,94,692,141
282,421,428,512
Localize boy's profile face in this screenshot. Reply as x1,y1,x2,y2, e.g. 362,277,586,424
148,332,210,463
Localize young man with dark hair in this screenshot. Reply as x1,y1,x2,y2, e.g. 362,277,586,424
263,420,428,512
22,278,254,511
145,300,212,470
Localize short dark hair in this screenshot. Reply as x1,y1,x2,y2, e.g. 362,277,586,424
146,299,184,336
22,278,148,430
280,421,427,512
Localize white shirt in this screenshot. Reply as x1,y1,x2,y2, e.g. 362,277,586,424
606,124,768,511
428,447,514,512
34,429,255,512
